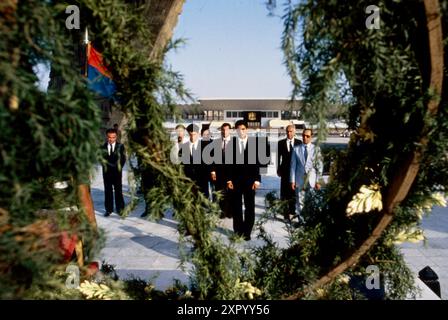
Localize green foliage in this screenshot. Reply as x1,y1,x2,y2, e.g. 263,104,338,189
0,0,101,298
81,0,252,299
0,0,254,299
261,0,448,299
2,0,447,300
100,262,194,300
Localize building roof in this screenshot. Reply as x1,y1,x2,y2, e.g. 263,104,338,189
177,98,302,112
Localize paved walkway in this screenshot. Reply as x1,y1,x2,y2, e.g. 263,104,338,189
91,147,447,299
400,206,448,299
91,164,288,289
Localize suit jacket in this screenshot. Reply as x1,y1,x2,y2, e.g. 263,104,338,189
179,140,212,188
277,138,302,179
290,143,323,189
208,137,231,189
224,136,261,189
102,142,126,173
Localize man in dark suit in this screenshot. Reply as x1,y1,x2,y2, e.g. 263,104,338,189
211,123,233,218
102,128,126,217
277,124,302,221
179,124,213,197
225,120,262,241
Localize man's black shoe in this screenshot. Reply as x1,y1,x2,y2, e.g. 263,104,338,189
104,212,112,217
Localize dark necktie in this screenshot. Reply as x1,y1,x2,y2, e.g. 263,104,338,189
109,144,113,155
289,141,293,153
304,145,308,162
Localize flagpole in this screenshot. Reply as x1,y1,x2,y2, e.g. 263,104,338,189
84,27,90,77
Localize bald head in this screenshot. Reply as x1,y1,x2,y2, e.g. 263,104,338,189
286,124,295,140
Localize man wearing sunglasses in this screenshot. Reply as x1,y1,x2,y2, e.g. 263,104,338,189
290,128,323,221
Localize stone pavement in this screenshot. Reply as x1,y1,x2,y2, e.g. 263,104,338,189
91,141,446,300
400,206,448,299
90,163,288,290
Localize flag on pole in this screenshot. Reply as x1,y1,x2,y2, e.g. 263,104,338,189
86,43,116,98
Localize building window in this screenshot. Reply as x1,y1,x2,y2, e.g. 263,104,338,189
267,111,273,118
261,112,266,117
238,112,244,117
219,110,224,120
273,111,279,118
226,111,231,118
232,111,238,118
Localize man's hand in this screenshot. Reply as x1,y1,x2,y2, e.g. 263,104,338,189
227,181,234,190
315,183,321,190
211,171,217,181
291,182,296,191
252,181,260,190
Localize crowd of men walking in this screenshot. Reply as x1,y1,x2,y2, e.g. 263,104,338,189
100,122,323,241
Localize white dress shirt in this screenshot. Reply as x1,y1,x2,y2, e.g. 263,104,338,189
189,140,199,155
237,137,248,153
108,142,116,155
286,138,295,152
222,136,231,149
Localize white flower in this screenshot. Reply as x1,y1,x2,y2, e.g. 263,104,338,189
392,227,425,245
234,278,262,299
346,184,382,216
78,280,115,300
414,192,447,220
431,192,447,207
336,274,350,284
315,288,325,298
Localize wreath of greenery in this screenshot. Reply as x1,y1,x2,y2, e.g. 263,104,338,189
1,0,446,299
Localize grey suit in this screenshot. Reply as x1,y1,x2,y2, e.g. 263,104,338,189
290,143,323,216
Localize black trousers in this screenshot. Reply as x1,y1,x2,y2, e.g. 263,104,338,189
280,176,296,219
103,169,124,214
214,178,233,218
232,186,255,239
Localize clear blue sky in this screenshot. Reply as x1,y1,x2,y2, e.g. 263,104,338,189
166,0,292,99
36,0,292,97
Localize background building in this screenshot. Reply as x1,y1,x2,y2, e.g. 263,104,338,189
168,98,302,129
